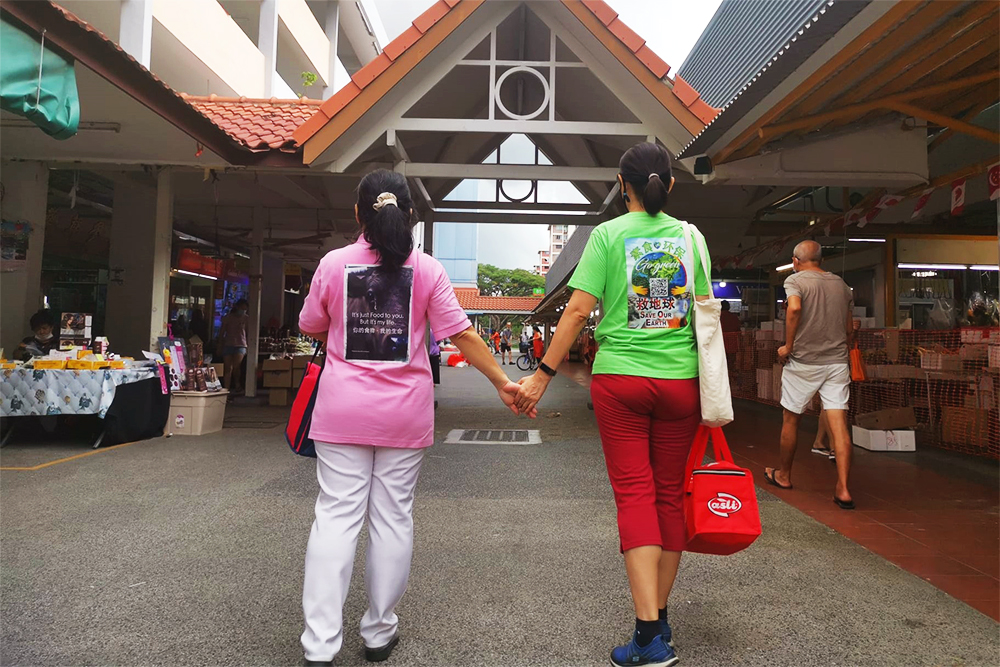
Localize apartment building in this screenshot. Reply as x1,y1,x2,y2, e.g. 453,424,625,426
536,224,573,276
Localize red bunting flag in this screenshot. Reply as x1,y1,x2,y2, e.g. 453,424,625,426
911,188,934,219
858,207,880,228
876,194,905,209
988,162,999,201
950,178,966,216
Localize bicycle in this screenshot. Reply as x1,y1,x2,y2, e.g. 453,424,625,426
516,349,539,372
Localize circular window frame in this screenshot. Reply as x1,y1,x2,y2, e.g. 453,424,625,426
495,66,550,121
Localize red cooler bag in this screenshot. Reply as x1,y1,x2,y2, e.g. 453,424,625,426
684,425,761,555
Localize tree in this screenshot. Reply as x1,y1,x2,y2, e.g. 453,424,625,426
477,264,545,297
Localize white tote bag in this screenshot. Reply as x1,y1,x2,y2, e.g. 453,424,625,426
683,222,733,427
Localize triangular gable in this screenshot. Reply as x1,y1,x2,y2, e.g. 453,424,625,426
293,0,719,167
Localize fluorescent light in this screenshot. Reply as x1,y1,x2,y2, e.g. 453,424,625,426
718,281,727,288
897,263,966,271
776,263,794,272
175,269,217,281
970,265,999,271
848,238,886,243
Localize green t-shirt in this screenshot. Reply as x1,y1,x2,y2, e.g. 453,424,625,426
568,212,711,379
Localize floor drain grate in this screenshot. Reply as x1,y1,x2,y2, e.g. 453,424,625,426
444,429,540,445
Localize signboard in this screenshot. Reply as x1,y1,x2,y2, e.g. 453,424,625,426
533,287,545,296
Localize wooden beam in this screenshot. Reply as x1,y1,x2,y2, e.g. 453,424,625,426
836,4,998,107
898,155,1000,197
260,175,326,209
886,101,1000,144
928,91,999,152
756,71,998,140
789,1,957,119
711,1,926,164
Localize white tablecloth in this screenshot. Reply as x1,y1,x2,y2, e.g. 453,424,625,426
0,367,158,418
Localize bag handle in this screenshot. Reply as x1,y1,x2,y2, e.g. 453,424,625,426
684,425,736,493
681,222,714,299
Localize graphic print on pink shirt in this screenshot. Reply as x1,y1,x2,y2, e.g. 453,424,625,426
345,265,414,363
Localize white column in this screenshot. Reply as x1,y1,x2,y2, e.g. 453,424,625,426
259,0,280,98
106,170,172,357
0,161,49,355
119,0,153,68
323,0,341,99
246,206,265,399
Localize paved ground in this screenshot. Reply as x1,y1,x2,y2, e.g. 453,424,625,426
2,366,998,666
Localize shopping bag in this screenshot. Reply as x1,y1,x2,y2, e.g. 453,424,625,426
682,223,734,427
850,343,867,382
285,345,325,458
683,425,761,555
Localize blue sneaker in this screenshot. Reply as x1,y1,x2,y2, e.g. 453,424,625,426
660,619,673,647
609,632,679,667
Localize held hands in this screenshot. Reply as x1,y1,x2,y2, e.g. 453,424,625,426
499,380,538,419
514,371,551,416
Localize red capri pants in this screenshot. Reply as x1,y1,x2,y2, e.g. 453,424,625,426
591,374,701,553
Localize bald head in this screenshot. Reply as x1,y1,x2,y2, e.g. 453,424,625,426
793,240,822,266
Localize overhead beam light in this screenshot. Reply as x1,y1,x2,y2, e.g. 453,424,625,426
848,238,886,243
776,263,794,272
897,263,967,271
174,269,217,281
970,265,999,271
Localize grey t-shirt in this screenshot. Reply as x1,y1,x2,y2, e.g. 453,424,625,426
783,270,853,365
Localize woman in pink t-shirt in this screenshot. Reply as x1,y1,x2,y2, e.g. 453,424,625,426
297,169,532,665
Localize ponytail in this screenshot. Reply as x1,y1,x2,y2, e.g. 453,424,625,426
356,169,415,272
619,142,673,215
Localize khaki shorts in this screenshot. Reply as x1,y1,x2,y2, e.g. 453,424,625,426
780,359,850,414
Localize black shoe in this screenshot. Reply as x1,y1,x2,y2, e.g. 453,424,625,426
304,659,333,666
365,634,399,662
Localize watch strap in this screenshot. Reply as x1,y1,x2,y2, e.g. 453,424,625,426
539,362,557,377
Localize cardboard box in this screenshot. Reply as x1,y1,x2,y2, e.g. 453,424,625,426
66,359,110,370
990,345,1000,369
755,329,773,341
292,355,312,369
853,426,916,452
960,344,988,361
262,358,293,371
263,370,292,388
292,368,305,387
269,388,292,407
941,406,990,448
920,351,962,371
33,359,67,369
169,390,228,436
211,363,225,379
884,330,900,362
855,407,917,431
853,306,867,318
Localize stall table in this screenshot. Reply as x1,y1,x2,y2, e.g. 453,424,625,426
0,367,169,448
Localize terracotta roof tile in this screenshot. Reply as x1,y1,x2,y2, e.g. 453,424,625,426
384,25,422,61
318,81,361,118
672,74,700,107
607,17,645,53
636,44,670,79
454,288,543,313
688,97,720,125
582,0,618,26
351,53,391,90
412,0,452,33
181,94,322,153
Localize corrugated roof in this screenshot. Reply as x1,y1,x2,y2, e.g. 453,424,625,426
454,287,543,313
181,94,322,153
677,0,869,159
678,0,835,109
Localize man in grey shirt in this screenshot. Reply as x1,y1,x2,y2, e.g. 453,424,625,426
765,241,856,509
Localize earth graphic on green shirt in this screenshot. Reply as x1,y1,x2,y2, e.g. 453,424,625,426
631,252,687,297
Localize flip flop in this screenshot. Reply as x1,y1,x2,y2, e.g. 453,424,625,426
763,467,792,490
833,497,856,510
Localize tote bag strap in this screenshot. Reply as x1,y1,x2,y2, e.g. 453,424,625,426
684,424,711,492
681,222,714,299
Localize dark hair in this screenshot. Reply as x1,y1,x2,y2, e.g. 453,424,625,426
619,142,672,216
30,309,55,330
357,169,414,272
721,301,731,312
233,299,248,312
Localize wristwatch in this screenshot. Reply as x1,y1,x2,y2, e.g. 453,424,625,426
539,362,557,377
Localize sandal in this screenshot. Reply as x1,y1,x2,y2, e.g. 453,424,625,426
833,497,856,510
763,467,793,490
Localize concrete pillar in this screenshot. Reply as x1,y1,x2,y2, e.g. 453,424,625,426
106,170,172,357
423,218,434,256
246,207,265,398
261,253,285,328
0,161,49,355
259,0,279,98
323,0,341,99
119,0,153,68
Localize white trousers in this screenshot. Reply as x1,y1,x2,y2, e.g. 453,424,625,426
301,442,425,662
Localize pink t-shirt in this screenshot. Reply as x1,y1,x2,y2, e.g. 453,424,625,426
298,241,471,448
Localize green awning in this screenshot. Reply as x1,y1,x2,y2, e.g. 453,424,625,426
1,15,79,140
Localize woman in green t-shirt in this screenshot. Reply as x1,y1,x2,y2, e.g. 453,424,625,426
516,142,711,667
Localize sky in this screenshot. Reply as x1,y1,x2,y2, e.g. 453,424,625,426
372,0,724,271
